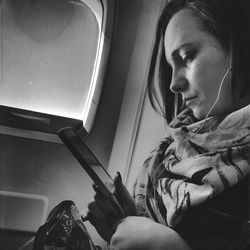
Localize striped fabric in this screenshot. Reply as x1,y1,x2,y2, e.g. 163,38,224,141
133,105,250,229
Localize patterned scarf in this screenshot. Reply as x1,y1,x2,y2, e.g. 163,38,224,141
133,105,250,228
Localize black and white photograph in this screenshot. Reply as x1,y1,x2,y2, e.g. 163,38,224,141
0,0,249,249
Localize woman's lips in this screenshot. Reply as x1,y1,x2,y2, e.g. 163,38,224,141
184,96,197,106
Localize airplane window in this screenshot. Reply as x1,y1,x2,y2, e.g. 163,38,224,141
0,0,110,136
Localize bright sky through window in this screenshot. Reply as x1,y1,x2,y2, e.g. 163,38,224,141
0,0,103,128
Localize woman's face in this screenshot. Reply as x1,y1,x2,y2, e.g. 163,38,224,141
164,10,234,120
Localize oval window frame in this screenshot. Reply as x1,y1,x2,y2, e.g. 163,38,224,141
0,0,115,142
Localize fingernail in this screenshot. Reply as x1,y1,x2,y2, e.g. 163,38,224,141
81,215,89,222
92,183,99,192
117,172,122,180
114,172,122,187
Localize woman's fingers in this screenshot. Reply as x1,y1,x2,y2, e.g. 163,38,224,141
113,172,137,216
87,177,132,242
92,182,124,219
95,194,121,222
88,188,123,225
87,201,120,242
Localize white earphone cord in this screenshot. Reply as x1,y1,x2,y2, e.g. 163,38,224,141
187,65,232,139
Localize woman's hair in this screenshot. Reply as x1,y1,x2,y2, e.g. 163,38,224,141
147,0,250,123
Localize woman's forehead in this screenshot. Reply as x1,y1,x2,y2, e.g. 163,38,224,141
164,10,206,60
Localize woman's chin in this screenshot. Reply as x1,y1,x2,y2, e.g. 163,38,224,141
191,108,208,121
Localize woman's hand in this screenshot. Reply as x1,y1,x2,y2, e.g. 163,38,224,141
110,216,191,250
87,172,136,242
112,172,136,217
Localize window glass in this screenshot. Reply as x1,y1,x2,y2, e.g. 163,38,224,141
0,0,101,120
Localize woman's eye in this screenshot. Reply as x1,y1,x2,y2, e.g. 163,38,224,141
180,51,195,65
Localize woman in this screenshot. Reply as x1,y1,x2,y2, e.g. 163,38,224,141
88,0,250,249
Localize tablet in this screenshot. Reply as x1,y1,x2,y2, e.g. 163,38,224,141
57,126,124,218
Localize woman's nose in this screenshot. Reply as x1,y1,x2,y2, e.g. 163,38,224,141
169,69,188,93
